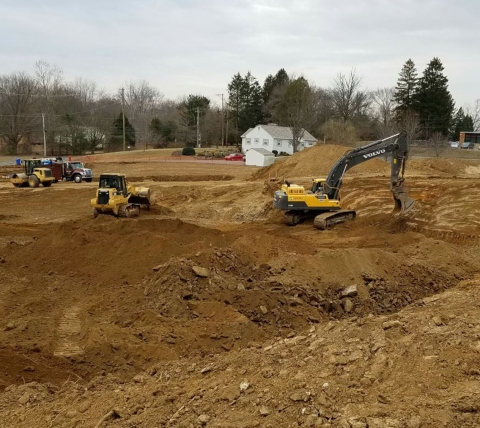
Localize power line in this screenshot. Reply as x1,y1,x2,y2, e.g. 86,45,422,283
0,101,121,118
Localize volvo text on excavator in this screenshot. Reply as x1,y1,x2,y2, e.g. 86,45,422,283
273,132,415,229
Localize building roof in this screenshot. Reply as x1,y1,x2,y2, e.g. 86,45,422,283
243,124,317,141
247,148,275,157
240,128,253,138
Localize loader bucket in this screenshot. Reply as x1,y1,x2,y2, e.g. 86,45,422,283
392,188,415,215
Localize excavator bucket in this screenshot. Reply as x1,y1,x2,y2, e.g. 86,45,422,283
392,188,415,215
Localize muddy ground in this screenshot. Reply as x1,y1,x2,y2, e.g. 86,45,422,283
1,147,480,427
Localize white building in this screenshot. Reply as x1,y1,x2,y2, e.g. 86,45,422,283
241,124,317,155
245,148,276,167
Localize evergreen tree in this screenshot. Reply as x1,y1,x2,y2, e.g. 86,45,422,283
393,59,419,120
451,107,465,141
263,68,289,104
451,108,475,140
227,71,264,141
415,57,455,137
274,77,314,153
464,114,475,132
149,117,177,147
109,113,135,150
263,68,290,122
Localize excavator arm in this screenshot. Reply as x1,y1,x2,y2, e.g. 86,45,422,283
324,132,414,214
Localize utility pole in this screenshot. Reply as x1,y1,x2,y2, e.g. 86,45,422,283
196,107,200,148
226,106,229,146
121,88,126,151
216,93,224,147
41,113,47,157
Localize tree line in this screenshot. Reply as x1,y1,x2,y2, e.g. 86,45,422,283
0,59,478,155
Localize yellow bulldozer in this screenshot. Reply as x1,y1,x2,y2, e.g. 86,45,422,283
10,159,55,188
91,173,151,218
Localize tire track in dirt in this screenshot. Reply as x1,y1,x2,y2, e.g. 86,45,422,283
53,305,84,358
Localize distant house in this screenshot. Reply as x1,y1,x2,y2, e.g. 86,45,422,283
241,124,317,155
245,148,276,167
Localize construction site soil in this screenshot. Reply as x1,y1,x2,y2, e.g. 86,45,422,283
1,145,480,427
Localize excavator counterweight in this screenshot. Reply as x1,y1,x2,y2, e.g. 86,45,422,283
273,132,415,229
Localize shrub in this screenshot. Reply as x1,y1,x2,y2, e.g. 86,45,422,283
182,147,196,156
279,151,290,156
272,150,278,156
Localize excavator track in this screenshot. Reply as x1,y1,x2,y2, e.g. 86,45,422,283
285,212,302,226
313,210,356,230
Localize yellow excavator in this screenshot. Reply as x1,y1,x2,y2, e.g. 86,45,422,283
273,132,415,229
91,173,151,218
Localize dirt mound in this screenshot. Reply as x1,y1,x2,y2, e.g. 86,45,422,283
129,174,234,182
252,145,480,182
408,158,479,177
253,144,389,180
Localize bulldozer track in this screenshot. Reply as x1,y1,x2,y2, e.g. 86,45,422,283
53,306,84,358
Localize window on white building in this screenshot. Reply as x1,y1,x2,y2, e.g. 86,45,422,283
275,139,282,147
246,138,251,145
263,139,268,146
254,138,259,144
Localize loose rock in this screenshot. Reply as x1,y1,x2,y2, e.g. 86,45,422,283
192,266,210,278
341,285,358,298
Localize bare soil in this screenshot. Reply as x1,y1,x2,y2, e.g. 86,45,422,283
1,146,480,427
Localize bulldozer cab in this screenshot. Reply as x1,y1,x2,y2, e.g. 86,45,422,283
99,174,128,197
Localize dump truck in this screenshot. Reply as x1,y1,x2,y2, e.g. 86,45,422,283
41,158,93,183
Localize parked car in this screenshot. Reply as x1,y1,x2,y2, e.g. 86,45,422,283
461,142,474,149
224,153,245,161
449,141,459,148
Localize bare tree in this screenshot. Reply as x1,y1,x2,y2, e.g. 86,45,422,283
372,87,397,138
465,99,480,131
400,110,422,150
429,131,447,157
321,119,357,145
310,86,334,136
124,81,164,145
0,72,39,154
330,69,371,122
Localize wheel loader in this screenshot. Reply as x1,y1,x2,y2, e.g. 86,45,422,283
10,159,55,188
91,173,151,218
273,132,415,229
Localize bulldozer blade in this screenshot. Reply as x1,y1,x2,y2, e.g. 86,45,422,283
392,190,415,215
128,195,150,206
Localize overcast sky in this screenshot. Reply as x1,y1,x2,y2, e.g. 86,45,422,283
2,0,478,107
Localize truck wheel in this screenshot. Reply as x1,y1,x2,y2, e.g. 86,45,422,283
28,175,40,188
73,174,82,183
42,181,52,187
